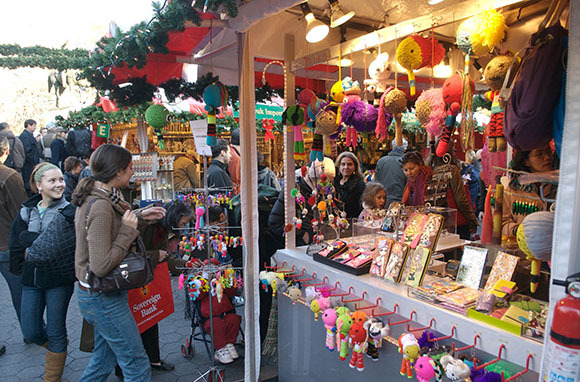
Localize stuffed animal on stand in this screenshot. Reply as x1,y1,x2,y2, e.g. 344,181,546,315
396,35,445,96
363,317,390,361
322,308,338,351
483,55,518,152
399,333,421,378
348,322,368,371
436,72,475,157
203,82,228,146
336,313,354,361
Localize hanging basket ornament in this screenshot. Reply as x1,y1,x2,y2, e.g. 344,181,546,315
203,81,228,146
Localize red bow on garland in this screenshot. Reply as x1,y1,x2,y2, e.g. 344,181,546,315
262,119,275,141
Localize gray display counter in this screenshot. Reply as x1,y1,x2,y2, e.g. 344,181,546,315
273,247,541,381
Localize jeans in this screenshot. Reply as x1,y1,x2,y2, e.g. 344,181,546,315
77,286,151,382
0,251,22,323
21,284,74,353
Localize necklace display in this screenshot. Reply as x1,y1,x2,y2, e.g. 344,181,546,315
176,192,234,208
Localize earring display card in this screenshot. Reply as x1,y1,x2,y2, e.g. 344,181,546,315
484,251,520,291
403,246,432,288
456,246,488,289
370,237,394,278
384,242,410,283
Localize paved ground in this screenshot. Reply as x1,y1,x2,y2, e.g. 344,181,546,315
0,275,277,382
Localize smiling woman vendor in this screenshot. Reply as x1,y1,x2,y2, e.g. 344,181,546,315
334,151,366,219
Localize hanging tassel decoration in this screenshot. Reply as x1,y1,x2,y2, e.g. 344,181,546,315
310,134,324,162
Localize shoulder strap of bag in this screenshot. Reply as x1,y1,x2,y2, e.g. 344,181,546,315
84,198,98,231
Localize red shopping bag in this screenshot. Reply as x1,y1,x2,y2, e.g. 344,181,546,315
128,262,175,333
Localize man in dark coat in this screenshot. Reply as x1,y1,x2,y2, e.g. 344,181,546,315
0,122,25,173
207,139,233,189
375,138,408,208
0,135,27,353
19,119,40,195
50,128,68,170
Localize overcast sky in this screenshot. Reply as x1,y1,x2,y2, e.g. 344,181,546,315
1,0,157,49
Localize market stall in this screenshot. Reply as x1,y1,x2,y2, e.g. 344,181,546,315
226,0,578,380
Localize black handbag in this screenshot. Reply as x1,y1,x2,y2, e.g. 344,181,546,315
84,198,154,293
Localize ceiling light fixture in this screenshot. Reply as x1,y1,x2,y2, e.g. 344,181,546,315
300,2,329,43
427,0,445,5
328,0,355,28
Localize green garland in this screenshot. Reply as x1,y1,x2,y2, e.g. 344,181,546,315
54,103,284,134
0,44,90,71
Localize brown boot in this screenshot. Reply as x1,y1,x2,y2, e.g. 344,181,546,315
44,351,67,382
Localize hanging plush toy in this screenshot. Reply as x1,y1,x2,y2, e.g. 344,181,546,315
336,313,354,361
322,308,338,351
340,77,363,148
307,98,327,162
282,105,306,160
415,355,442,382
341,100,379,148
315,104,339,156
517,211,554,293
363,317,390,361
396,35,445,96
415,88,446,138
377,87,406,144
366,53,392,102
145,104,169,150
203,81,228,146
456,9,507,73
436,72,475,157
348,322,367,371
399,333,421,378
483,55,518,152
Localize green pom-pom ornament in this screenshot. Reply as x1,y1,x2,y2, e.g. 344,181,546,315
145,104,169,129
291,189,298,197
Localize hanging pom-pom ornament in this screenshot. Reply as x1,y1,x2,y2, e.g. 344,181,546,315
396,35,445,96
203,81,228,146
379,88,407,146
415,88,446,137
456,9,507,73
145,104,169,150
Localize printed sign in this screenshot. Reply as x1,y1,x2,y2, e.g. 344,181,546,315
189,119,212,157
233,102,284,122
96,123,110,138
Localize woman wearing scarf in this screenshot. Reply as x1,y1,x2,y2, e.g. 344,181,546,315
71,144,166,382
401,151,433,206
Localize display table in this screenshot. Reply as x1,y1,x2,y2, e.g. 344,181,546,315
273,247,542,381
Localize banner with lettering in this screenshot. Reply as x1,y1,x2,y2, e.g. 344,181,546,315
128,262,175,333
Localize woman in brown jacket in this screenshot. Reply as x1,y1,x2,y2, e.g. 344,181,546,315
72,144,166,382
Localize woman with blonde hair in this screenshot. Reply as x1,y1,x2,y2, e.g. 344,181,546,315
334,151,366,219
9,162,76,381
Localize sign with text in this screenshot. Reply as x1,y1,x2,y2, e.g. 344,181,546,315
233,102,283,122
96,123,110,138
189,119,212,157
128,262,175,333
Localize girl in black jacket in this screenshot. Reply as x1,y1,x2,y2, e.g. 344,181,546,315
9,162,76,381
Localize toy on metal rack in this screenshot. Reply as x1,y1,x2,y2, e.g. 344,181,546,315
322,308,338,351
287,286,302,304
336,312,354,361
414,355,442,382
348,322,368,371
363,316,390,361
440,354,472,381
517,211,554,293
399,332,421,378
